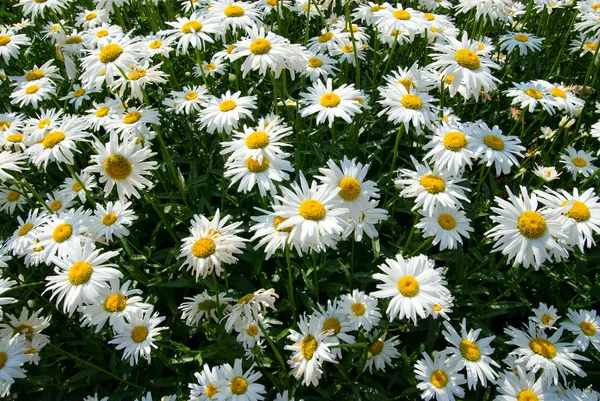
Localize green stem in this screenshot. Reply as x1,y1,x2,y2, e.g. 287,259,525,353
285,244,297,327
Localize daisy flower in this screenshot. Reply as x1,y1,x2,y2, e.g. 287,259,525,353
536,81,585,116
495,365,559,401
85,132,158,201
23,108,64,142
485,186,571,269
229,26,293,78
10,78,55,109
235,314,269,349
0,335,28,386
416,206,474,250
0,308,50,344
80,33,143,87
414,351,466,401
16,0,69,19
215,358,265,400
307,28,349,55
179,209,246,280
36,207,91,263
109,307,167,366
559,147,597,180
330,41,367,66
0,278,17,313
285,314,338,386
44,240,122,315
0,187,25,215
75,9,108,29
499,32,544,55
377,84,437,134
364,333,401,373
505,81,557,114
441,318,500,389
25,115,91,169
164,85,208,115
11,60,61,87
315,156,380,221
431,294,454,321
505,321,588,385
208,0,262,32
531,302,561,330
343,200,389,242
189,364,222,401
338,290,381,332
470,121,525,175
60,84,98,110
395,156,470,215
272,172,349,247
80,279,150,333
220,120,293,165
196,58,228,78
0,28,31,63
299,78,364,128
0,151,28,182
428,32,500,100
302,53,339,81
104,106,160,139
179,290,234,326
561,309,600,352
249,203,304,259
45,190,74,214
224,152,293,197
111,62,168,102
82,24,124,48
536,187,600,251
224,289,278,333
89,200,137,242
533,165,561,182
58,170,97,203
4,208,48,256
424,121,478,175
372,254,450,324
374,5,427,41
162,12,223,55
199,91,257,134
383,62,437,94
141,34,176,58
312,300,355,359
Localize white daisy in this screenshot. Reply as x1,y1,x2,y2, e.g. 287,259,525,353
10,78,55,109
364,333,401,373
0,187,26,215
505,81,557,114
414,351,466,401
58,170,97,203
162,12,223,55
300,78,363,128
495,365,559,401
424,121,478,175
208,0,262,32
179,290,234,326
199,91,257,134
338,289,381,332
223,289,278,333
531,302,561,330
89,200,137,243
470,121,525,175
377,84,438,134
559,147,597,180
4,208,48,256
36,207,91,263
533,165,561,182
0,335,28,385
0,28,31,63
416,206,473,250
220,120,292,165
189,364,222,401
0,151,28,182
312,299,355,359
215,358,265,400
499,32,544,56
561,309,600,352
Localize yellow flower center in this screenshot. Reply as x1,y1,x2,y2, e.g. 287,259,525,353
185,92,198,101
443,131,467,151
0,121,9,130
438,213,457,230
550,87,566,98
50,200,62,212
433,304,442,312
341,45,354,53
204,63,216,71
123,111,141,124
127,68,146,80
529,338,557,358
96,29,109,38
398,78,414,92
514,34,529,42
197,299,218,310
86,12,97,20
50,25,60,32
65,36,83,44
226,45,236,54
42,131,65,149
104,154,132,180
73,182,84,192
38,119,51,129
25,85,40,94
0,36,11,46
430,370,449,388
354,97,365,105
517,390,539,401
149,40,162,49
572,157,587,167
246,157,269,173
246,325,258,336
541,313,553,325
249,38,271,55
322,317,341,335
397,276,419,297
301,335,318,360
182,20,203,34
267,0,277,5
0,352,7,369
420,174,445,194
6,191,19,202
131,326,148,343
443,74,455,84
237,293,254,304
318,32,334,43
592,3,600,10
400,94,423,109
33,244,44,252
246,131,269,149
18,223,33,236
25,70,45,81
102,213,118,226
308,57,323,68
525,88,543,99
96,106,110,117
99,43,123,63
368,339,384,356
459,339,481,361
192,237,216,258
585,42,598,51
68,261,93,285
104,293,127,312
393,9,411,19
338,177,361,201
299,199,326,221
52,223,72,242
484,135,505,150
206,383,218,398
274,216,293,233
455,48,481,70
561,200,591,222
320,93,342,108
351,302,366,316
73,88,86,97
14,324,35,339
518,211,547,239
224,4,245,17
580,321,596,336
219,99,237,112
370,5,385,12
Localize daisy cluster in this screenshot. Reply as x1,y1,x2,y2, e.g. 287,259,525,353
0,0,599,399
